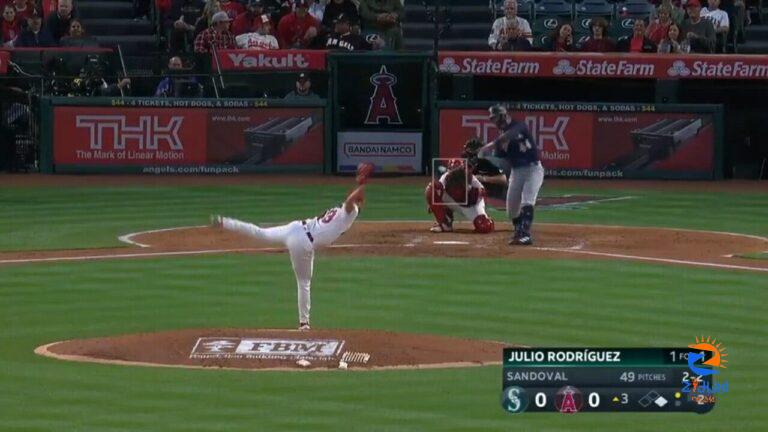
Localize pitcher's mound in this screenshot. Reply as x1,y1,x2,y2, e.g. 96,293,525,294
36,329,510,371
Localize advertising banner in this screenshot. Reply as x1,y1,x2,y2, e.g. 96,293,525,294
438,103,719,179
335,59,424,130
337,131,422,173
217,49,327,72
52,103,323,173
438,51,768,80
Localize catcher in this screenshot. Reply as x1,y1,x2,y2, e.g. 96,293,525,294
211,162,374,331
425,146,496,233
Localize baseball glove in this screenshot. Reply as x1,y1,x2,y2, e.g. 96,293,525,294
356,162,375,185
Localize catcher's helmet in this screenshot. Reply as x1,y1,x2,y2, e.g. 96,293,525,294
488,105,507,121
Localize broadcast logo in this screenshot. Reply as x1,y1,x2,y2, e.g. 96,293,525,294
683,336,729,402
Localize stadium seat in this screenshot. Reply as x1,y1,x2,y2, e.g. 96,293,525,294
608,16,635,39
576,0,615,17
617,0,654,18
532,15,569,36
535,0,574,18
533,33,553,49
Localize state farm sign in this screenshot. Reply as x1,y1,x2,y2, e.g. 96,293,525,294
217,49,326,71
438,51,768,80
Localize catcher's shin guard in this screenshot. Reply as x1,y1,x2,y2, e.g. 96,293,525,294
520,205,534,236
473,215,495,234
425,181,454,231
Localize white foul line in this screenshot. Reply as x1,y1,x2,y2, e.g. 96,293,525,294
0,244,374,265
118,225,207,248
533,246,768,273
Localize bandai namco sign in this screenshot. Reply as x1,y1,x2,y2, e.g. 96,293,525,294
190,337,345,361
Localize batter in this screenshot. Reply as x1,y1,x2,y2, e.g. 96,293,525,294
479,105,544,245
211,165,372,330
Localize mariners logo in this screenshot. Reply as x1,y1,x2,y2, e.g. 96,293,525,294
501,386,529,414
365,65,403,125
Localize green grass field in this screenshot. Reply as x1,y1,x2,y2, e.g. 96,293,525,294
1,179,766,431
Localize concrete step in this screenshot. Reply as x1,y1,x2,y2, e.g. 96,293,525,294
77,1,135,20
94,35,158,55
404,22,490,39
405,5,493,23
81,18,154,36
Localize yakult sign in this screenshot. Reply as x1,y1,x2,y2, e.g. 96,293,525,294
438,52,768,80
217,49,327,71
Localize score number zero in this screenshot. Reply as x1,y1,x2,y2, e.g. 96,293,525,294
531,391,602,408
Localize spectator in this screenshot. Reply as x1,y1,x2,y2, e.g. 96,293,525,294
1,4,20,45
321,0,358,32
194,0,222,37
14,12,55,47
701,0,729,36
194,10,235,53
646,5,673,45
497,18,531,51
658,22,690,53
46,0,75,42
580,17,615,52
236,13,279,48
616,19,657,52
11,0,34,22
658,0,685,26
166,0,205,52
59,18,99,47
232,0,264,36
219,0,244,20
488,0,532,50
308,0,324,22
277,0,319,48
358,0,403,50
549,23,574,52
681,0,715,53
155,56,203,97
317,13,382,50
284,72,320,100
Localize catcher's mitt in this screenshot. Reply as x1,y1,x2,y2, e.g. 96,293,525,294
356,162,374,185
461,138,483,170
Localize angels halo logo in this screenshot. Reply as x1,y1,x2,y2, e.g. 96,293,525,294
365,65,403,125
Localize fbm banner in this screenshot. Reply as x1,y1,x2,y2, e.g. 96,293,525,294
438,102,722,179
49,100,324,173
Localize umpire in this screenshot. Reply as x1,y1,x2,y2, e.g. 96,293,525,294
478,105,544,245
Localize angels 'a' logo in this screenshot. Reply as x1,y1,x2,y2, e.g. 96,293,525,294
365,65,403,125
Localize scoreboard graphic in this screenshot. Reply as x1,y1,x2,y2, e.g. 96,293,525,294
501,348,719,414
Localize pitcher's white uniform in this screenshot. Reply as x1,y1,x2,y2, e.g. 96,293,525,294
221,204,359,325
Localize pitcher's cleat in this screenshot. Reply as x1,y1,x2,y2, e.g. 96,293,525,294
298,322,311,331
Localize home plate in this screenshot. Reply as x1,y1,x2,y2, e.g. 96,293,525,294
433,241,470,245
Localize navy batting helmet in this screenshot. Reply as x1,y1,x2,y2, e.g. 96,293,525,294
488,105,507,120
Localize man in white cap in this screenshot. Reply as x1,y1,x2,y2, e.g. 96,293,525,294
194,10,236,53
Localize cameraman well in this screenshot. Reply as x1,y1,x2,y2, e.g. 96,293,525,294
70,55,131,96
154,56,203,97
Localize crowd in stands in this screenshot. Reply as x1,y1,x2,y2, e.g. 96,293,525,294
0,0,98,47
164,0,401,53
489,0,745,53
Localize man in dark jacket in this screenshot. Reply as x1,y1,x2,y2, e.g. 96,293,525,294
14,13,55,47
45,0,76,42
321,0,359,32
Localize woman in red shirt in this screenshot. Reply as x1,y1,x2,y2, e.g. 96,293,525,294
646,5,673,45
1,4,20,45
616,19,657,53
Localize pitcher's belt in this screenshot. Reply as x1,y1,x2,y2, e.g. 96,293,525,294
301,220,314,243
